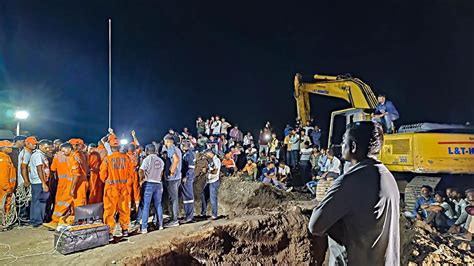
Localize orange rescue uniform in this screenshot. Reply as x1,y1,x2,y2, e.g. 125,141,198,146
126,146,141,207
0,152,16,215
50,151,72,223
88,150,104,204
100,151,133,233
68,150,89,209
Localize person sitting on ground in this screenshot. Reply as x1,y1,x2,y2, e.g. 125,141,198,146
448,188,471,234
241,159,257,181
423,191,456,232
317,148,327,174
261,162,292,192
371,93,400,134
276,160,291,184
310,149,321,175
243,132,253,148
321,148,341,179
404,185,435,221
452,189,474,241
221,153,237,176
245,144,258,162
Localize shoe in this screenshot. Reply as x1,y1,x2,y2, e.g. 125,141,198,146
210,216,218,220
159,226,164,230
122,230,129,237
42,222,58,231
286,187,293,192
140,228,148,234
109,234,115,242
163,221,180,228
180,219,195,224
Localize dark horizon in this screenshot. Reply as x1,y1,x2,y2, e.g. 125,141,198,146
1,1,473,144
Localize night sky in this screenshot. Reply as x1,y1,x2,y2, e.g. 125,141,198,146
0,1,473,144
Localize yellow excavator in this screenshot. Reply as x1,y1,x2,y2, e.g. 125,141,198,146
294,73,474,209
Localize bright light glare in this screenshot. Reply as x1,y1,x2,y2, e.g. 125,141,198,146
264,134,271,141
120,139,129,145
15,110,29,120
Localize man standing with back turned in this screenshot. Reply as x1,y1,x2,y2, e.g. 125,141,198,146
309,122,399,266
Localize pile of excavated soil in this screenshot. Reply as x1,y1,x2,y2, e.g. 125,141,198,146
126,206,316,265
401,218,473,265
193,153,299,217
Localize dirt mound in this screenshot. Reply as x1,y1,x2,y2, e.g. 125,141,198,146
193,153,292,217
401,219,473,265
128,206,315,265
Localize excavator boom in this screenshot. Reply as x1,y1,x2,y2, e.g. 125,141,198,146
294,73,378,124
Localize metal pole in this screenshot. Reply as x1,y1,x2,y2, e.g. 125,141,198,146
108,18,112,129
16,121,20,136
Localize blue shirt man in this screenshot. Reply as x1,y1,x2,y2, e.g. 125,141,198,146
405,185,435,220
310,126,322,148
372,94,400,133
163,135,182,227
180,142,196,222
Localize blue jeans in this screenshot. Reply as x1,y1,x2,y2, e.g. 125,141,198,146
30,184,48,226
306,181,318,195
201,180,220,218
262,177,286,190
166,179,180,222
141,182,164,229
373,113,399,133
288,150,299,168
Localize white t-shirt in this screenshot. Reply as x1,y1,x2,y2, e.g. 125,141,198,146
211,121,222,135
243,135,253,146
208,155,221,183
325,156,341,174
140,154,164,183
277,165,291,176
17,148,32,185
300,148,313,161
28,150,50,184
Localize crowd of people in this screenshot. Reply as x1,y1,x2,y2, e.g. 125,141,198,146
1,112,472,250
406,185,474,240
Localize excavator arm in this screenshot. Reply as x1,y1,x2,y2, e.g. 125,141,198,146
294,73,378,124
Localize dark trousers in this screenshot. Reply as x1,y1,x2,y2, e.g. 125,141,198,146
30,184,48,226
299,160,311,186
201,180,220,218
180,174,195,221
166,179,180,222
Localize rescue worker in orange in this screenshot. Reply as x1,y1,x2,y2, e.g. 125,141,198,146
87,143,104,204
126,130,141,210
100,135,134,241
0,140,16,226
68,139,89,208
44,142,72,229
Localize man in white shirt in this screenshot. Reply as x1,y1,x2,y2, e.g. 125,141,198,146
28,139,53,227
138,144,165,233
211,116,222,136
200,149,221,220
17,136,37,223
243,132,253,148
322,148,341,178
425,191,456,231
277,161,291,183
